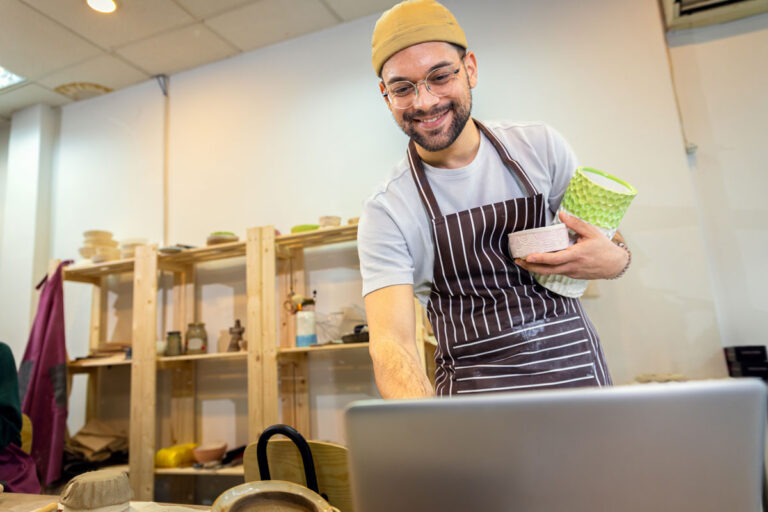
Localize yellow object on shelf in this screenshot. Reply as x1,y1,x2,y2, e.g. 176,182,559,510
155,443,198,468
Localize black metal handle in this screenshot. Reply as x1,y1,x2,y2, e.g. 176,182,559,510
256,424,321,496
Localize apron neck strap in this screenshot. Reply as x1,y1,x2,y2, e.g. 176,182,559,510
407,140,443,220
474,119,539,197
407,118,540,220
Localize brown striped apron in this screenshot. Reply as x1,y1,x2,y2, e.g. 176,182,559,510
408,120,612,396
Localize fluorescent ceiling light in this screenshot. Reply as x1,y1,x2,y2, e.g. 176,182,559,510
0,66,25,90
87,0,117,13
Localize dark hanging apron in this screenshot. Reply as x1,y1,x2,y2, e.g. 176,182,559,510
408,120,612,396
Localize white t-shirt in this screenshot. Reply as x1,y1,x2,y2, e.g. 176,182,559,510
358,121,579,305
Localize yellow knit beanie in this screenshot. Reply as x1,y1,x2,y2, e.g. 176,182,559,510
371,0,467,76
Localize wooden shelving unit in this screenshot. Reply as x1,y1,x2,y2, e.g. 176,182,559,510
59,235,261,501
58,222,433,502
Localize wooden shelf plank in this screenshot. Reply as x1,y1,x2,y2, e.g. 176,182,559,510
159,241,246,265
108,464,244,477
157,352,247,363
155,465,244,476
278,342,369,356
275,225,357,251
68,354,131,373
63,258,135,281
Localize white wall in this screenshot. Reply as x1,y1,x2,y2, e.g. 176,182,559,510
50,80,165,432
0,122,9,279
42,0,726,446
667,13,768,347
0,105,58,364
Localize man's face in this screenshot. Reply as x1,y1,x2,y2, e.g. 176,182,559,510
380,42,477,152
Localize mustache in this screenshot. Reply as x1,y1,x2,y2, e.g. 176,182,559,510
403,103,453,122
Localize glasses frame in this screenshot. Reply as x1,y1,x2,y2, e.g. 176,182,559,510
382,65,462,110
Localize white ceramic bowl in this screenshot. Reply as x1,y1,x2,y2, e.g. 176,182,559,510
319,216,341,229
120,237,146,246
83,239,119,248
83,230,113,240
508,224,569,259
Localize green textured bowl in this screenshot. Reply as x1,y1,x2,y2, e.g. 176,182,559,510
560,167,637,230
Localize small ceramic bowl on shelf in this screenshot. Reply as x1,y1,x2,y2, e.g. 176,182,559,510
318,216,341,229
193,442,228,463
78,246,95,259
207,232,239,246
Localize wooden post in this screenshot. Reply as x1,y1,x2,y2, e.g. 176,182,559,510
172,264,195,332
170,362,195,445
129,245,158,500
278,248,305,348
89,277,105,354
260,226,278,429
279,354,310,435
293,354,310,435
246,227,264,442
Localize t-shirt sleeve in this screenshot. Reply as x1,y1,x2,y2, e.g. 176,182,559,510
358,198,415,297
544,125,579,213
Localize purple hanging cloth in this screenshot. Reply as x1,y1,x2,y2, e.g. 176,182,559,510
18,260,72,485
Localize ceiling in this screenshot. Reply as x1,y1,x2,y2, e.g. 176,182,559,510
0,0,394,123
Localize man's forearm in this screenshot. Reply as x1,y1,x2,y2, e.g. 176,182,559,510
370,337,434,399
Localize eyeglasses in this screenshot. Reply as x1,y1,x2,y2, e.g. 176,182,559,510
382,65,461,109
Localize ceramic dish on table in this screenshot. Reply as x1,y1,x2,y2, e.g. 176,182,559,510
212,481,339,512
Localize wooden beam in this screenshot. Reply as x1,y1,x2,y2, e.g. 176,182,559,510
246,227,264,442
278,248,305,349
260,226,279,429
170,362,195,445
129,245,158,501
279,354,310,436
89,277,104,355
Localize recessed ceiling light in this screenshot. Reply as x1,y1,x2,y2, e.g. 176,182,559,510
87,0,117,14
0,66,25,90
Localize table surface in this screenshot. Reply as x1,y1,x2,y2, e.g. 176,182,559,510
0,493,210,511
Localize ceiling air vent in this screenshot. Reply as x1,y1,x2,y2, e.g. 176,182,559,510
54,82,113,101
660,0,768,30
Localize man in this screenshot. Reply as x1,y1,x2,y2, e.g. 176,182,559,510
358,0,630,399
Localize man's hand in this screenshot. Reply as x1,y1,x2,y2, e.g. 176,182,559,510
514,212,628,280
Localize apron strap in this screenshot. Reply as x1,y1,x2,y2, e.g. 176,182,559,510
474,120,539,197
408,140,443,220
407,119,540,220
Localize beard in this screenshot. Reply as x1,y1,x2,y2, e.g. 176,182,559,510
396,89,472,152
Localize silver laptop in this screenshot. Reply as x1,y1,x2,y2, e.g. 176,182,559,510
345,379,766,512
